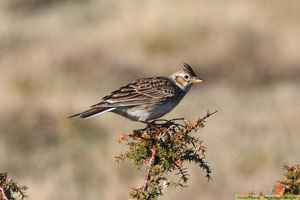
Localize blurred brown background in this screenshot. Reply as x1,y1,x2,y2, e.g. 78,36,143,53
1,0,300,199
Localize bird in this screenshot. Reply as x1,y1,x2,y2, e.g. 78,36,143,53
68,63,203,122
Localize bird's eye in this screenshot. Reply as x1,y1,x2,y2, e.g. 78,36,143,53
184,75,190,80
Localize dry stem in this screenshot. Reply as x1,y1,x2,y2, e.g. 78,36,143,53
142,145,157,193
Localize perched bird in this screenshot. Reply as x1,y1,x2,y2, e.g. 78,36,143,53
69,63,203,122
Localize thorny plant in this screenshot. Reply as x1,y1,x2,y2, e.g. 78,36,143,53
273,164,300,195
115,111,217,200
0,173,27,200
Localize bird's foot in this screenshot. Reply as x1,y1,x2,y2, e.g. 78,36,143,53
141,121,162,133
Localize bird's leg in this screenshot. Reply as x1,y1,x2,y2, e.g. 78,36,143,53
142,121,161,133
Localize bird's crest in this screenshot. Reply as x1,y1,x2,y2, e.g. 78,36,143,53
181,63,197,77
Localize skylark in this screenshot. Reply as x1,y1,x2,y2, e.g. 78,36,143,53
69,63,203,122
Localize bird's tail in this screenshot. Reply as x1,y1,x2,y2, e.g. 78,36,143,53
68,107,115,119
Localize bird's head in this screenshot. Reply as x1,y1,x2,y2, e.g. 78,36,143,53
171,63,203,91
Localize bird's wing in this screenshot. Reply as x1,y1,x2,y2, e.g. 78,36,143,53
91,77,180,108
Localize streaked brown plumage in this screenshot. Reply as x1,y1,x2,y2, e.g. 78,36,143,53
69,63,203,121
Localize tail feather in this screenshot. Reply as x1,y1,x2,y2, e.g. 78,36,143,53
68,107,115,119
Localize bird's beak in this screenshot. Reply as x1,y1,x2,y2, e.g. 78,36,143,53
192,78,203,83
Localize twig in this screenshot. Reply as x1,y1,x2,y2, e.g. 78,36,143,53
18,189,27,200
201,110,218,121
